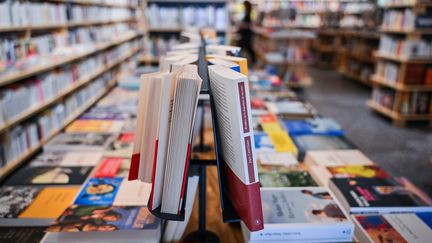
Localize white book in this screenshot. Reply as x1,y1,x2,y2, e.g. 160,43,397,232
208,65,258,185
59,152,103,167
242,187,354,242
113,180,152,206
304,149,374,168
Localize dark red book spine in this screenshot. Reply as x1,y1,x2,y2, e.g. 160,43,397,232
128,153,140,180
148,139,159,210
178,143,191,214
225,165,264,231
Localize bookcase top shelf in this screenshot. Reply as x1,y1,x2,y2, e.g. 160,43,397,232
371,75,432,91
43,0,139,8
374,52,432,63
0,47,140,135
0,18,136,34
0,33,140,87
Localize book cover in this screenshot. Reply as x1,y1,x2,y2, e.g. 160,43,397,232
74,178,123,205
66,120,124,133
0,227,46,243
45,133,115,151
257,152,298,167
354,213,432,243
259,171,317,187
47,205,160,232
331,177,432,213
327,165,390,178
5,167,92,185
283,118,344,136
113,180,151,206
292,134,355,161
58,152,103,167
28,151,67,167
103,139,133,158
93,158,130,178
0,187,41,218
19,187,80,219
80,111,131,120
267,131,298,155
246,187,354,241
304,150,374,167
254,132,275,153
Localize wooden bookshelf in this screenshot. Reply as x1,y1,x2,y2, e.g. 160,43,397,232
0,47,140,134
0,33,140,87
370,2,432,126
0,78,117,181
371,75,432,91
0,18,136,33
374,52,432,63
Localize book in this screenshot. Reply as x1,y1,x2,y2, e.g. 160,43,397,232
28,151,102,167
103,139,133,158
74,178,123,205
206,54,248,75
208,58,241,73
66,120,124,133
329,177,432,214
352,213,432,243
94,158,130,178
282,118,344,136
291,134,356,161
242,187,354,242
0,186,79,226
267,131,298,155
265,101,315,119
254,132,275,153
129,65,202,217
0,227,46,243
46,205,160,232
259,171,317,187
0,187,42,219
5,166,92,186
257,152,298,167
310,165,390,187
45,133,116,152
209,64,263,231
304,149,374,168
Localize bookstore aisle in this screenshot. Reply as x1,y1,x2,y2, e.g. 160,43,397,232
303,67,432,196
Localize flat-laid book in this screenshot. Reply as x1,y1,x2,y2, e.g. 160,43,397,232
209,64,263,231
329,177,432,214
352,213,432,243
242,187,354,242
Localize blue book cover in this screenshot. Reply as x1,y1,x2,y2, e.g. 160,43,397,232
254,132,275,152
283,118,344,136
74,178,123,205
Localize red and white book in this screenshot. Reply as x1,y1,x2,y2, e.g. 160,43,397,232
209,65,264,232
129,65,202,215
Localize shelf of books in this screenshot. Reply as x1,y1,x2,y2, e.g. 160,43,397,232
369,0,432,126
0,0,144,176
139,0,229,66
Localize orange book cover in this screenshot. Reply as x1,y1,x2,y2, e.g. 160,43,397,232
19,187,79,219
66,120,124,133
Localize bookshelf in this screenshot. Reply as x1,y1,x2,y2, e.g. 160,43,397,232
139,0,229,66
0,0,144,177
369,0,432,126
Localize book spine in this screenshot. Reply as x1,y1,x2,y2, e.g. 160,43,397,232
148,139,159,210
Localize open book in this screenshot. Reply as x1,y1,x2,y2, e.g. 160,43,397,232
129,65,202,216
208,64,264,231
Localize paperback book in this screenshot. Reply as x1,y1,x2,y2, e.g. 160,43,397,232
45,133,116,152
5,166,92,185
259,170,317,187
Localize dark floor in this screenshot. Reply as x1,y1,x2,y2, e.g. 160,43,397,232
300,67,432,196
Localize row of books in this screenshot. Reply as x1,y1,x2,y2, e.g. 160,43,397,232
142,36,180,61
376,61,432,84
262,46,314,63
382,8,432,30
345,59,374,81
242,69,432,242
0,71,114,165
379,35,432,59
258,0,374,13
0,1,134,28
373,86,432,113
261,14,321,28
146,4,227,31
0,39,140,129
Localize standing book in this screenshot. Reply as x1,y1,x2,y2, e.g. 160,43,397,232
209,64,263,231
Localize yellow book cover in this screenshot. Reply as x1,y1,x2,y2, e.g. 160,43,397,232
262,122,283,133
268,131,298,155
66,120,123,133
19,187,79,219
